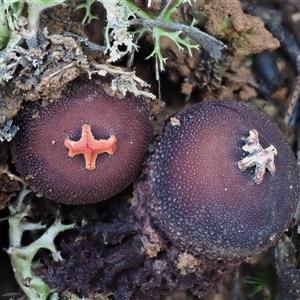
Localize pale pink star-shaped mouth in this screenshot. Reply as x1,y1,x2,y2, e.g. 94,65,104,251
238,129,277,184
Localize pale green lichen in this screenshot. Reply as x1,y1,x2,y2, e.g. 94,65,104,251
0,0,65,51
76,0,99,24
0,0,226,84
7,186,79,300
78,0,226,70
127,0,199,70
0,0,66,83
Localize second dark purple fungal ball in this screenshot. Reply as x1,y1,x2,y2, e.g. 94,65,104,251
146,100,300,262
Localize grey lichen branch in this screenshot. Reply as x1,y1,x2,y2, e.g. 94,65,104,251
0,0,66,84
238,129,277,185
126,0,227,71
129,18,227,61
90,62,156,99
6,186,79,300
63,31,106,52
0,119,18,142
99,0,137,63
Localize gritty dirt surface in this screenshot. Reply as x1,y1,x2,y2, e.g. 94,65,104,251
203,0,280,55
1,0,300,299
156,0,282,102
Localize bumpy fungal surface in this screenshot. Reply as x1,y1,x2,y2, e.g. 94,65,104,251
145,100,300,262
11,76,152,204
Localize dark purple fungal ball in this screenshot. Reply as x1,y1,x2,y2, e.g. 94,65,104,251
11,76,152,204
146,100,300,262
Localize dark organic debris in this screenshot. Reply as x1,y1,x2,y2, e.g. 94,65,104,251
44,197,227,300
275,236,300,300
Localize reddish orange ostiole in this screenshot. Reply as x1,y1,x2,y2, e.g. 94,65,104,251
64,124,117,171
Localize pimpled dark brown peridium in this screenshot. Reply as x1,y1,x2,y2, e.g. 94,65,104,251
11,76,152,204
146,100,300,262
